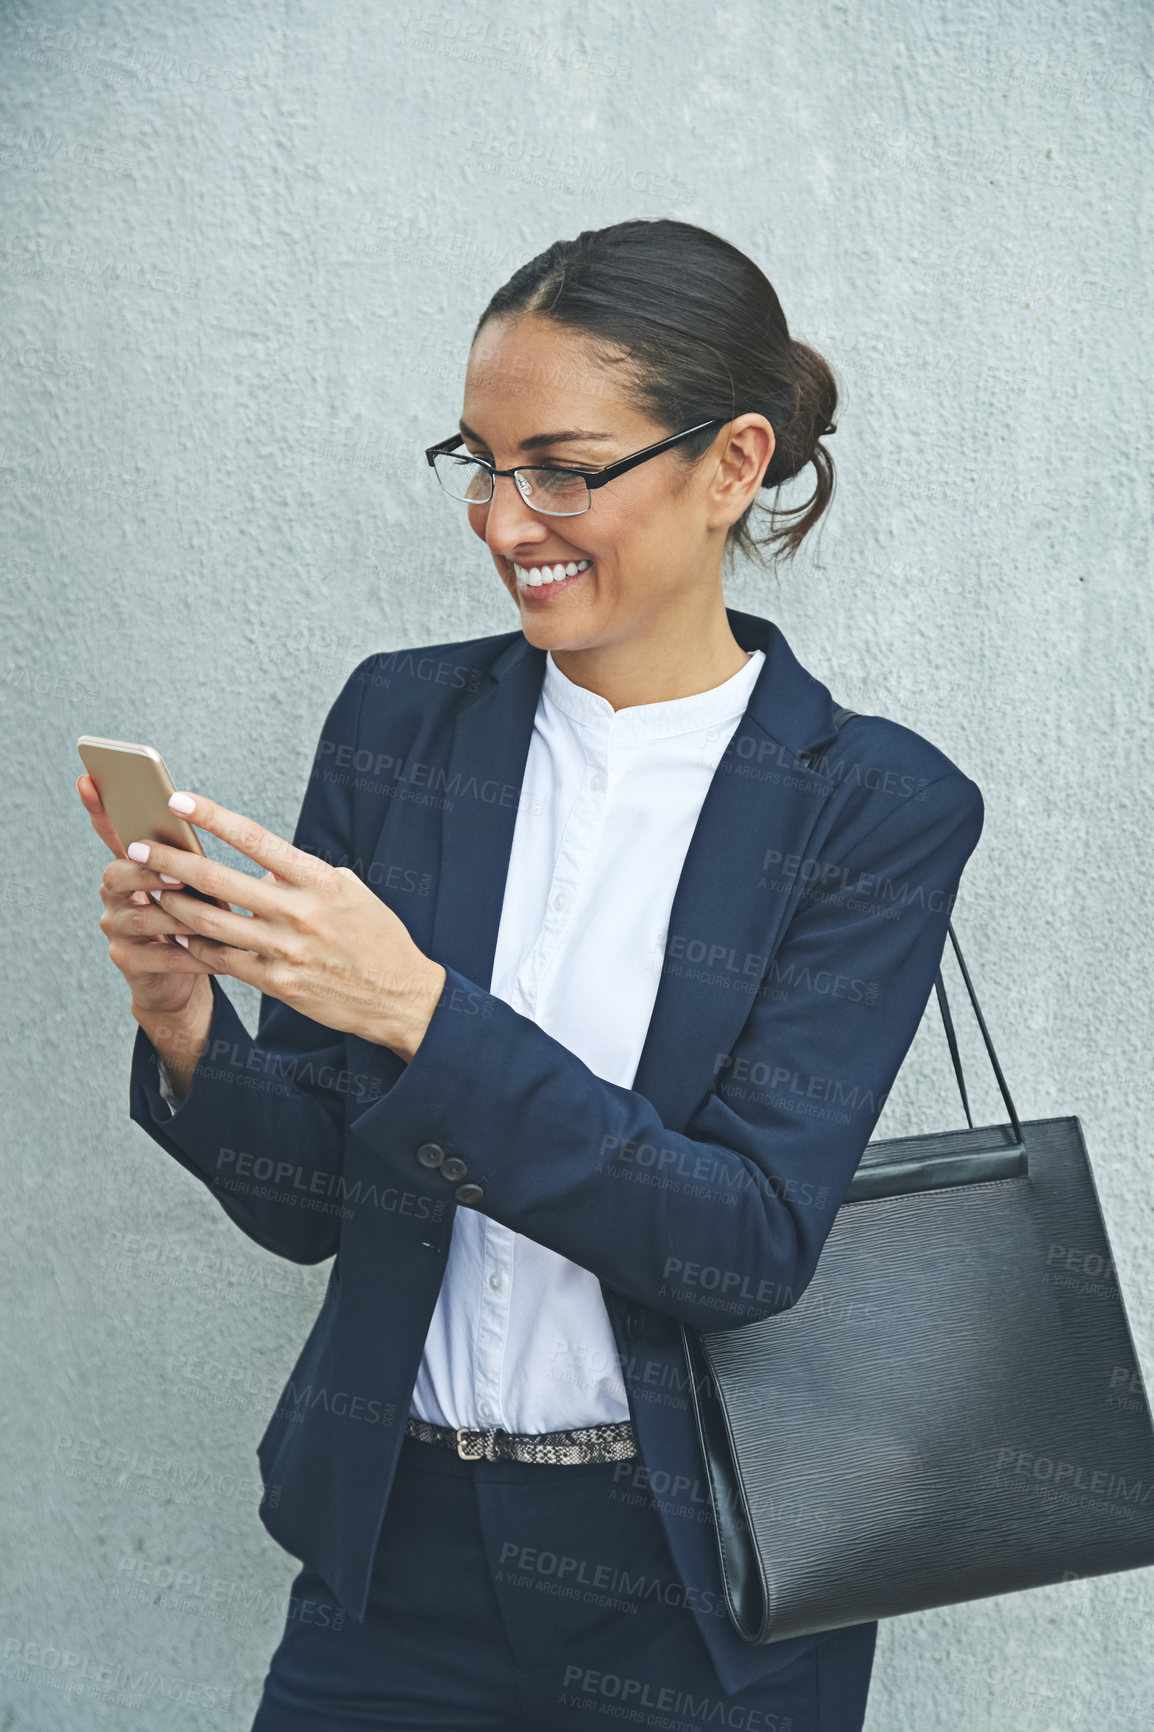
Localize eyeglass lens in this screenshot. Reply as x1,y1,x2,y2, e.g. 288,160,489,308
432,454,591,516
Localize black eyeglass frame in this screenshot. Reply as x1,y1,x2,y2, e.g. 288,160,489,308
424,417,730,514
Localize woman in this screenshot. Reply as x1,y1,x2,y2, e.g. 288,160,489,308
78,219,984,1730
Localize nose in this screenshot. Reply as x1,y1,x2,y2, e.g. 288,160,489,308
475,472,552,559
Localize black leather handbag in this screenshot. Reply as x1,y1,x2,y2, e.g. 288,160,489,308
682,710,1154,1645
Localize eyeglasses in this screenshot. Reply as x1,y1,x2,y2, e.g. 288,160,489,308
424,418,728,517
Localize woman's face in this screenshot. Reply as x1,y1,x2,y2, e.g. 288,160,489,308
459,313,760,654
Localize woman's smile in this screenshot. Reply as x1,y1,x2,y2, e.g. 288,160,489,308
513,556,593,595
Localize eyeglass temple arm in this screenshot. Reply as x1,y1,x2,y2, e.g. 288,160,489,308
425,434,467,465
583,417,728,493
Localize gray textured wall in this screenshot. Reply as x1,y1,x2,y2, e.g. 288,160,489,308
3,1,1152,1726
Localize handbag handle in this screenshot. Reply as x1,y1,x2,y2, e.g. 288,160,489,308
935,924,1024,1145
819,707,1024,1146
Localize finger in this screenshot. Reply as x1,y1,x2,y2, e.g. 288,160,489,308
102,884,200,935
150,886,265,954
107,934,223,974
159,793,327,892
121,796,328,915
102,891,199,938
178,933,265,986
103,858,190,898
78,775,129,860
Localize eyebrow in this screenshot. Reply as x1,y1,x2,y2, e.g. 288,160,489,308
458,418,617,454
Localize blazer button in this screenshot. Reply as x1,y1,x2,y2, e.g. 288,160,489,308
455,1183,485,1207
624,1304,648,1340
441,1156,468,1183
416,1142,445,1168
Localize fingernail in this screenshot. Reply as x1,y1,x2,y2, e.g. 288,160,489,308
174,934,190,948
168,792,195,814
159,872,183,885
127,841,150,862
148,890,163,904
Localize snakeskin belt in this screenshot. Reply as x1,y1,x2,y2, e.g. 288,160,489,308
405,1414,638,1464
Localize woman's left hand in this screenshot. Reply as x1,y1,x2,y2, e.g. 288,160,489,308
125,791,446,1062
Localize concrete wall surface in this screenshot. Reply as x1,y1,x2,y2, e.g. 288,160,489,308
2,0,1152,1726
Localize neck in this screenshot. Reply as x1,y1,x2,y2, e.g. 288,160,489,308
545,600,752,712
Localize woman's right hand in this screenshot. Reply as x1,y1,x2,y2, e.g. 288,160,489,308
78,772,218,1020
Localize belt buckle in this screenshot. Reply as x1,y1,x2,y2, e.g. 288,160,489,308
455,1427,486,1461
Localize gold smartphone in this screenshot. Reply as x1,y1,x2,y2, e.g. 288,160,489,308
77,736,232,941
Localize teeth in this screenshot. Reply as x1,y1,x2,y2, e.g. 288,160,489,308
514,558,591,586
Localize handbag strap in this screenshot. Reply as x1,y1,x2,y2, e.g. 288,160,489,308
817,705,1025,1145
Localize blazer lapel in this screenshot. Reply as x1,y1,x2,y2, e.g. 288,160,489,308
419,609,845,1123
427,633,546,991
630,610,843,1129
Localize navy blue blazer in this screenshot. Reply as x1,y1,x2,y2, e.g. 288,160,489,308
129,606,984,1695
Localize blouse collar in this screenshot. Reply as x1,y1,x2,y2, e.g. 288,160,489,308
542,647,765,744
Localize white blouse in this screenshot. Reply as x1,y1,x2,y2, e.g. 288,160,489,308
410,644,765,1434
158,644,766,1435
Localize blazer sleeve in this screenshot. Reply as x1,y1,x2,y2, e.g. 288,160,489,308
127,660,373,1264
346,769,985,1328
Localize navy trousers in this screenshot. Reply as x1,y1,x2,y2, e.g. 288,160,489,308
250,1430,876,1731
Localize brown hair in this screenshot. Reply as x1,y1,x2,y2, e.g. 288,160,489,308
473,218,839,572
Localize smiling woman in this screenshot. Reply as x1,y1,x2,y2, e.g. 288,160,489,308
79,219,985,1732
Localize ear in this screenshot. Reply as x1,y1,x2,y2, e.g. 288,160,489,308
706,414,775,529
